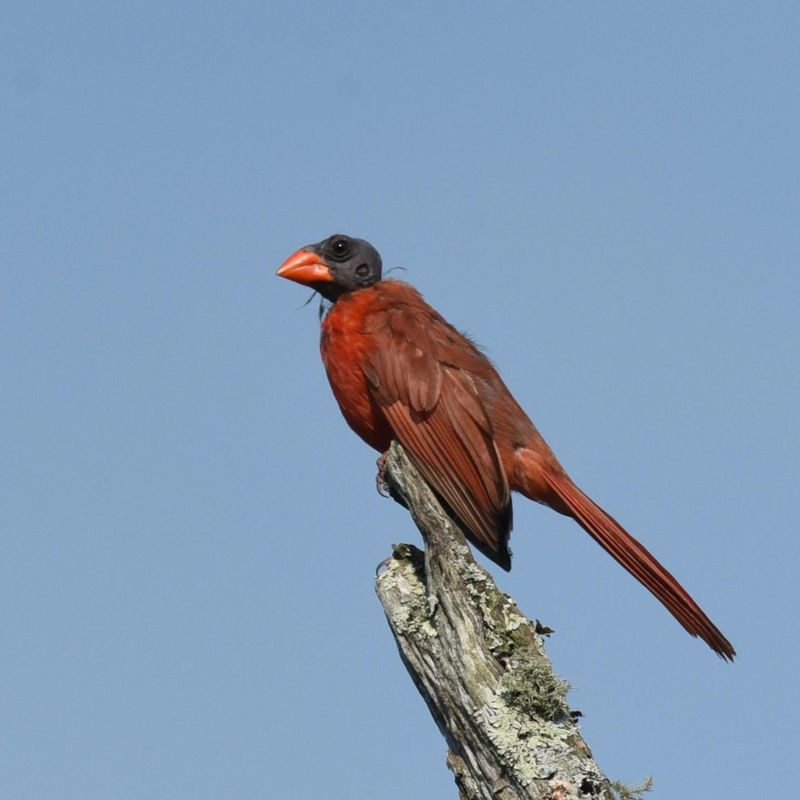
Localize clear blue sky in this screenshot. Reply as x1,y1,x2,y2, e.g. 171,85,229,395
2,3,798,797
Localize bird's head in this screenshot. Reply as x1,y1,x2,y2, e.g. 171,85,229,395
277,234,382,302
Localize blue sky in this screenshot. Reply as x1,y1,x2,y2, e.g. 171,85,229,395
2,2,798,797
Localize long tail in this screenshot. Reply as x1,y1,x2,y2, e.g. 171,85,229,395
544,473,735,660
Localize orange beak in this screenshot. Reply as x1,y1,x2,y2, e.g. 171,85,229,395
276,248,334,286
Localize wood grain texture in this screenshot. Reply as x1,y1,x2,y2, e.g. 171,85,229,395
375,442,615,800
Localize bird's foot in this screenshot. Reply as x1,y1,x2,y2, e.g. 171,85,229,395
375,452,390,497
375,555,394,576
376,452,409,509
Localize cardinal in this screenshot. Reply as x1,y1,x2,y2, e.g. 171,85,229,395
277,233,735,660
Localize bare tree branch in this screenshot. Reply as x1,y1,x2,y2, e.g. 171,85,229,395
375,442,616,800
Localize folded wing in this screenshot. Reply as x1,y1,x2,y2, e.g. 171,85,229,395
363,304,513,569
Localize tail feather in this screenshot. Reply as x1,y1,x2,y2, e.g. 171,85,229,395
545,474,735,660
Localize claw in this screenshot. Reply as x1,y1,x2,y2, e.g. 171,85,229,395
375,556,394,576
375,452,390,497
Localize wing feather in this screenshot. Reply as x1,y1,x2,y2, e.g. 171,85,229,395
363,302,512,568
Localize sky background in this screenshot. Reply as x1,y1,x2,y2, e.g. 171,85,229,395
2,2,798,798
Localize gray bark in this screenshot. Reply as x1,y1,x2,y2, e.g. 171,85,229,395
375,442,616,800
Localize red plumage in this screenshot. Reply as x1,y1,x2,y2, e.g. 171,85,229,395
278,236,735,660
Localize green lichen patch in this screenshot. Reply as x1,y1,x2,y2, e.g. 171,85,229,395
500,659,570,722
377,547,438,638
478,692,583,789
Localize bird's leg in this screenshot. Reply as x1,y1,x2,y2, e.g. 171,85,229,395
375,451,390,496
375,448,410,509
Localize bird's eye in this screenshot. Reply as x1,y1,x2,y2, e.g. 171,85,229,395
331,239,350,258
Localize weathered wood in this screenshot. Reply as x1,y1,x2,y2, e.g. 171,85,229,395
375,442,616,800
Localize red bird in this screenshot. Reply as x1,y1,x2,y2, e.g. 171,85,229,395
277,233,735,660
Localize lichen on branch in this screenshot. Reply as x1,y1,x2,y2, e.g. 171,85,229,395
375,442,617,800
